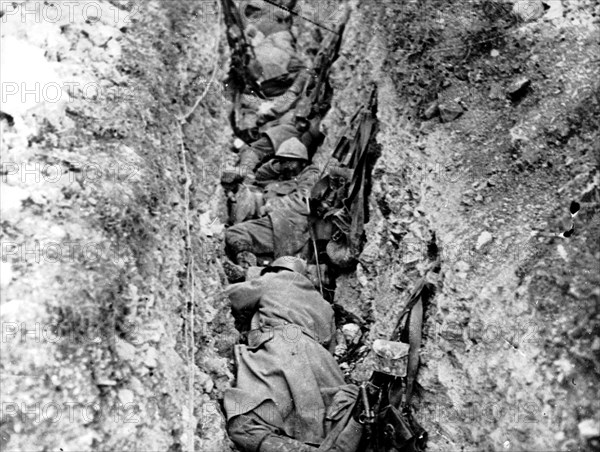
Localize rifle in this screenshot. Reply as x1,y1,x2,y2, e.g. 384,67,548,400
295,6,350,121
309,86,379,266
221,0,264,95
221,0,265,137
343,87,379,256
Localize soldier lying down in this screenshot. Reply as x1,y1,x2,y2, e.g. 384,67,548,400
224,137,319,272
224,256,364,452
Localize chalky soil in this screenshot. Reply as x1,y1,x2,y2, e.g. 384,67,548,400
1,1,598,451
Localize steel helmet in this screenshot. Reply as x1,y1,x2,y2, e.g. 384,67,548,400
261,256,307,275
275,137,308,161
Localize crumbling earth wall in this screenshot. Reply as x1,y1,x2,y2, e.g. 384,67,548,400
327,1,599,451
2,1,599,451
1,1,237,450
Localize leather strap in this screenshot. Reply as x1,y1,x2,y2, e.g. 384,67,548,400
404,297,423,407
391,275,428,408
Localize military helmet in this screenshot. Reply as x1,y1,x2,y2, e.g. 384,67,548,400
275,137,308,161
261,256,306,275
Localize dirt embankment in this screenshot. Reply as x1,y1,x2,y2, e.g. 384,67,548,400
2,1,598,451
1,1,236,450
328,1,599,451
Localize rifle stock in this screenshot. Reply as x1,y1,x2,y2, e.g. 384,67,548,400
296,9,349,120
221,0,264,97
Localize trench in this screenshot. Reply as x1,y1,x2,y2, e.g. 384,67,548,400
1,1,599,452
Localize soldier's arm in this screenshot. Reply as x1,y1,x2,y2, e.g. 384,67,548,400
260,69,310,120
225,279,262,318
265,166,320,214
255,160,282,183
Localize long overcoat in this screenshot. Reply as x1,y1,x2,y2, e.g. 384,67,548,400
223,271,357,445
263,164,319,256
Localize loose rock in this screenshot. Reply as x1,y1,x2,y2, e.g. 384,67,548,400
507,78,532,102
422,102,439,120
118,388,135,405
116,340,137,362
144,347,159,369
439,101,464,122
342,323,361,344
578,419,600,441
476,231,493,250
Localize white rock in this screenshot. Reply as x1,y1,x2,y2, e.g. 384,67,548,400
143,347,158,368
199,211,223,237
544,1,563,20
455,260,470,273
118,388,135,405
476,231,493,250
578,419,600,440
0,36,68,118
0,262,14,290
0,299,33,322
341,323,361,344
134,320,165,344
116,340,137,361
356,264,368,287
557,244,569,262
203,378,215,394
0,185,29,217
553,358,574,375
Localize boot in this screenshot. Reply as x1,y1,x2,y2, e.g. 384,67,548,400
259,434,317,452
238,145,262,175
236,251,257,268
222,259,246,283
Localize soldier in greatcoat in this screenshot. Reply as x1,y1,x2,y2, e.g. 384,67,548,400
224,257,364,451
225,138,319,269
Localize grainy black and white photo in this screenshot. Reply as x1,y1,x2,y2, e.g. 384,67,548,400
1,0,598,451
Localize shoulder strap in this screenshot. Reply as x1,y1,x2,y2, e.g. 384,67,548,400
391,271,436,408
403,297,423,407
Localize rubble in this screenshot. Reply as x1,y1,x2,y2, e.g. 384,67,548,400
422,101,440,119
507,77,532,102
578,419,600,441
341,323,362,344
143,347,159,369
2,0,597,450
476,231,493,250
438,100,464,122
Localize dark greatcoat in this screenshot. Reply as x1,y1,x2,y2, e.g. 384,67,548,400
223,271,357,445
263,164,319,256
